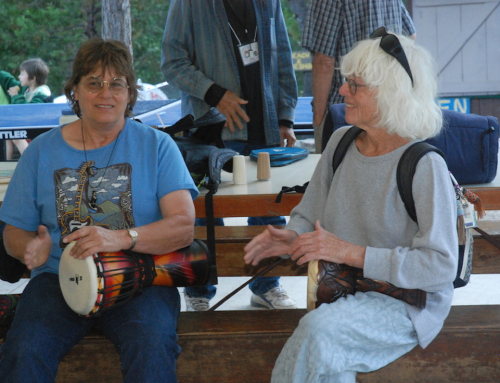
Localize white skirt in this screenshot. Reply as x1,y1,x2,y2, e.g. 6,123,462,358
271,292,419,383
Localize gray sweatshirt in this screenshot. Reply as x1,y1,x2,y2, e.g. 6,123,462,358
286,127,458,348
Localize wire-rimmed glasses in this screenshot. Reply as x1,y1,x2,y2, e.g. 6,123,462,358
82,76,129,95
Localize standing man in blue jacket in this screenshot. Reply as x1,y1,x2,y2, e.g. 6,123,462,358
161,0,299,311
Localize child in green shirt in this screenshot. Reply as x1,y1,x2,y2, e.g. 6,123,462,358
1,58,52,104
0,58,52,159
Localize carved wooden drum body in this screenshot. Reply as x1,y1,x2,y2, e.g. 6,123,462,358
59,239,212,317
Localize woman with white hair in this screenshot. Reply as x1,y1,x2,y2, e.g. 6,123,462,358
244,28,458,383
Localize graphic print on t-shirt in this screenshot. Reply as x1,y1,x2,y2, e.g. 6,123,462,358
54,161,134,246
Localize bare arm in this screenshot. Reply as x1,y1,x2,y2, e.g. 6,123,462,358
63,189,195,259
311,53,336,126
3,224,52,270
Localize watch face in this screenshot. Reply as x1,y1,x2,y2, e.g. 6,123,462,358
128,229,138,250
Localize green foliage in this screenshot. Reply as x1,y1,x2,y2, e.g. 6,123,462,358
130,1,170,86
280,0,306,95
280,0,302,51
0,0,168,98
0,1,89,97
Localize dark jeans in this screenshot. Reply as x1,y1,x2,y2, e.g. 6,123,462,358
0,273,181,383
186,216,286,299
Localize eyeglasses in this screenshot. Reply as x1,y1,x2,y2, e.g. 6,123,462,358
82,76,129,95
369,27,414,87
344,78,368,95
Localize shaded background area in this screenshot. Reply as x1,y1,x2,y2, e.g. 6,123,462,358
0,0,310,99
1,0,498,120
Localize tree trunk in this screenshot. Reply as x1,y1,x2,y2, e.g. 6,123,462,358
101,0,133,58
84,0,101,40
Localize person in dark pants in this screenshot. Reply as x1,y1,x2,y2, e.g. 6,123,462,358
162,0,298,311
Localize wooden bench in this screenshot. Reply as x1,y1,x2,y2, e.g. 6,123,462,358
18,225,496,382
3,190,500,382
183,226,500,383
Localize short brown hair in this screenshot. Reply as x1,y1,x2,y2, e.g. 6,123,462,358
20,58,50,86
64,38,138,118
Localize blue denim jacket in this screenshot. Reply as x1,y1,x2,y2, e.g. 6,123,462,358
161,0,298,146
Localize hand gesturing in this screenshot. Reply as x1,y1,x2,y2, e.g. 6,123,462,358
24,225,52,270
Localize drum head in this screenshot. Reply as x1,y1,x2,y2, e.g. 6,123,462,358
59,241,98,316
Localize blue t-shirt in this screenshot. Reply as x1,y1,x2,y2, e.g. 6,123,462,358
0,118,198,278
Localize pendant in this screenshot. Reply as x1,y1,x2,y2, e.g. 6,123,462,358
90,189,98,206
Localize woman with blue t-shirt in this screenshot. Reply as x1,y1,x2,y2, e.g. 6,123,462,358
0,38,198,383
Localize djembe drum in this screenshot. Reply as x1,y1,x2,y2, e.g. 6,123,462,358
307,260,427,311
59,239,213,317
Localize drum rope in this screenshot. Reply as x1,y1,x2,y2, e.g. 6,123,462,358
208,257,285,312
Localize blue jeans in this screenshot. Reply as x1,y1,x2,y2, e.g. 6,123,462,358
0,273,181,383
186,141,286,300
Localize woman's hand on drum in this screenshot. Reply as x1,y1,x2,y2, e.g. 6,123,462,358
63,226,129,259
24,225,52,270
288,221,366,268
243,225,298,266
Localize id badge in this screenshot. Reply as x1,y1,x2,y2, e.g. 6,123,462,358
238,42,259,66
462,199,477,228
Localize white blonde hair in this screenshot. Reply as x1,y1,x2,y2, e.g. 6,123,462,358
340,34,442,140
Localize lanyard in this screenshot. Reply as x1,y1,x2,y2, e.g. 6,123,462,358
224,0,260,66
228,23,257,46
224,0,257,43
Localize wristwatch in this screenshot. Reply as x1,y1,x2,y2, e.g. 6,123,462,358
127,229,138,250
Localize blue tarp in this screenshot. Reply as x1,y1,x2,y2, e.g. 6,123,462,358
0,97,313,139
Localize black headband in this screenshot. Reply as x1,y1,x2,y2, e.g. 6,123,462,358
370,27,414,87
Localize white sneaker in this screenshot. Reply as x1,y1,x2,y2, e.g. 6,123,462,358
250,285,297,309
184,289,210,311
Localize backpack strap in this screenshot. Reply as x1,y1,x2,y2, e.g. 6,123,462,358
332,126,364,174
397,142,446,223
